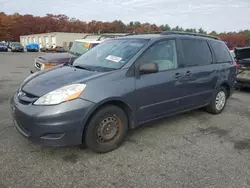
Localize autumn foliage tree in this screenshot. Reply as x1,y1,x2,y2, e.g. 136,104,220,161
0,12,249,49
219,34,248,49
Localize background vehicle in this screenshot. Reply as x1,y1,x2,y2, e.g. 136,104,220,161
235,46,250,88
0,42,8,52
26,43,39,52
11,32,236,153
230,50,236,60
40,46,67,53
9,42,24,52
30,40,103,73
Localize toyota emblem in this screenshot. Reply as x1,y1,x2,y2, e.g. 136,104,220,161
18,91,26,97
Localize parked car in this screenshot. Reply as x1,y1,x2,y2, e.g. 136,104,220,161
9,42,24,52
0,42,8,52
30,39,103,73
26,43,39,52
10,31,236,153
40,46,67,53
5,41,12,49
234,46,250,88
230,50,236,59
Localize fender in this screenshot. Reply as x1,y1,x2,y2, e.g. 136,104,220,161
81,97,138,131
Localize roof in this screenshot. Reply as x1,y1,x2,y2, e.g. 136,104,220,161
234,46,250,50
113,32,220,41
114,34,160,40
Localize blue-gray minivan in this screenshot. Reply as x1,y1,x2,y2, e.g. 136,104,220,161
10,32,237,153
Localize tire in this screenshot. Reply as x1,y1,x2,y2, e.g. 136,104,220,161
205,86,228,114
84,105,128,153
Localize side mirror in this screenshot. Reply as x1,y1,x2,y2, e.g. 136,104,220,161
139,63,159,74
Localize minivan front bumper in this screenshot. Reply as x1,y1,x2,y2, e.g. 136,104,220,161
10,92,95,147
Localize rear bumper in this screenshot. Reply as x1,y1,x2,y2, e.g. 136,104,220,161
12,49,24,52
27,49,39,52
10,92,95,147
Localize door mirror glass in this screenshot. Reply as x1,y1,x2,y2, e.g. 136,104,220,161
140,63,159,74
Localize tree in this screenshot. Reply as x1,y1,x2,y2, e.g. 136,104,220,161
160,24,171,31
219,34,248,49
0,11,249,49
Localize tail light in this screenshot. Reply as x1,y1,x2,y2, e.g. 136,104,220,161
233,61,238,69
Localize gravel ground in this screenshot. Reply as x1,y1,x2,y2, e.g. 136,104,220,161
0,52,250,188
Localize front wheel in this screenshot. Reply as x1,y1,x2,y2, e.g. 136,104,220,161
206,86,228,114
84,105,128,153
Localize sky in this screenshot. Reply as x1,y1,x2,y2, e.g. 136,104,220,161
1,0,250,32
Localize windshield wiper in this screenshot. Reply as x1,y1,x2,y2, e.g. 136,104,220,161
73,65,95,71
68,51,75,55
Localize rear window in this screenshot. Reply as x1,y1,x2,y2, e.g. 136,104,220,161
209,41,232,63
180,39,213,67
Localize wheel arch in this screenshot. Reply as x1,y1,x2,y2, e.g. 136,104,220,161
82,98,137,138
218,82,230,98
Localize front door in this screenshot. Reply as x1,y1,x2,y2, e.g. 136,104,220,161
135,39,185,123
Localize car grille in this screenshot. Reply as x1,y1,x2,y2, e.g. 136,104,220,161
17,90,38,105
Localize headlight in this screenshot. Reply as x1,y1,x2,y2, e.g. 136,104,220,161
34,84,86,105
40,64,45,70
44,62,58,69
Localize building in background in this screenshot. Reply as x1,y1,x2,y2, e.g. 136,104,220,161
20,32,94,50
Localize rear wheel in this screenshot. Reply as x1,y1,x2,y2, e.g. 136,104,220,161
206,86,227,114
84,105,128,153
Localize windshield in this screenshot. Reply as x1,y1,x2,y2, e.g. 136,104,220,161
0,43,5,46
73,39,148,70
12,42,22,46
69,41,93,56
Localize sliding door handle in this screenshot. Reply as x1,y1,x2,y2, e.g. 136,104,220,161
185,70,192,76
174,72,182,78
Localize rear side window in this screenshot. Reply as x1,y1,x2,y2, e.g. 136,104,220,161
181,39,212,67
209,41,232,63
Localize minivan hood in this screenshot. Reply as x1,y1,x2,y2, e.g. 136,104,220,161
38,53,76,63
21,66,107,97
235,47,250,60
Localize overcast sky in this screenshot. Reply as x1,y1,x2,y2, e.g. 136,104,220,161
1,0,250,32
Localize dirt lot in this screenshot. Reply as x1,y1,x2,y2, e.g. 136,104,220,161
0,52,250,188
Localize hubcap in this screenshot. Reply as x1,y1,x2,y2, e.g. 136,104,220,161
215,91,226,111
97,116,121,142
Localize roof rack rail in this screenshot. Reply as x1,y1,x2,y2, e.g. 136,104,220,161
161,31,220,40
130,31,162,35
82,34,98,39
97,33,132,41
